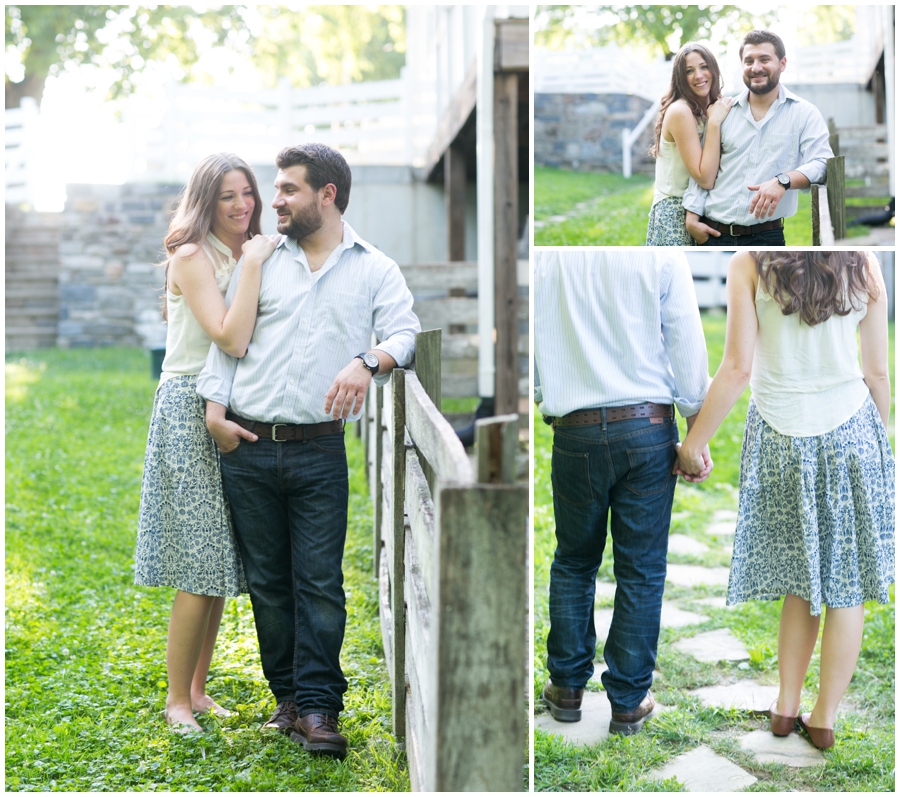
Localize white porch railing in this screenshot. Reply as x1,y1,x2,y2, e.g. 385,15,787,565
4,97,39,206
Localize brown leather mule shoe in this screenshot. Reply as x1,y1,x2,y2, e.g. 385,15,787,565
609,692,655,735
542,680,584,722
799,713,835,750
291,712,348,760
768,701,797,737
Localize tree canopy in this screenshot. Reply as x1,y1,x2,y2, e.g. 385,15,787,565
5,5,406,109
535,5,774,60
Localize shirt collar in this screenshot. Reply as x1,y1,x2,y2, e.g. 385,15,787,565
206,231,237,267
276,219,373,257
735,83,794,108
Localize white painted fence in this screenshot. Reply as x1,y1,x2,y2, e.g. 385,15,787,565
131,73,436,181
4,97,39,205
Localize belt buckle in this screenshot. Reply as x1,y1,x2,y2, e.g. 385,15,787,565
270,423,287,442
729,223,739,236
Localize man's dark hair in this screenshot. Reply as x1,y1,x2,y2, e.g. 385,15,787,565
276,143,352,213
740,30,786,61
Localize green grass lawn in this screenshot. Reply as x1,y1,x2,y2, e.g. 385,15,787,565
534,166,878,246
533,315,895,792
5,348,409,791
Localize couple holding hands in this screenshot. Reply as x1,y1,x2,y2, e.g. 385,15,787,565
535,249,893,750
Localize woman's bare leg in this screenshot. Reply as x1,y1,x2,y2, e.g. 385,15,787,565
808,604,864,729
165,590,216,731
190,596,231,715
775,593,821,717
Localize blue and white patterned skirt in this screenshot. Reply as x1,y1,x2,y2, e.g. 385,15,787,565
646,196,697,247
727,396,894,615
134,375,248,596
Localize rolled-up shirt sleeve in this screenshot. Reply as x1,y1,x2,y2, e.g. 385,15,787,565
793,106,832,188
196,259,241,405
682,178,708,216
371,261,421,386
660,254,710,417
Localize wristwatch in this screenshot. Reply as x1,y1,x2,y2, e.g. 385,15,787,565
355,352,380,376
776,173,791,189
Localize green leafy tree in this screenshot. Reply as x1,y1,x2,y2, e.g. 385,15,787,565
535,5,775,60
5,4,406,109
796,5,856,48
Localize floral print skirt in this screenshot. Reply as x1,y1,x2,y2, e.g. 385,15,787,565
134,375,248,596
645,196,696,247
727,395,894,615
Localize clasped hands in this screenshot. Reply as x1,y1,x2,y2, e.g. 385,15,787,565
672,443,714,483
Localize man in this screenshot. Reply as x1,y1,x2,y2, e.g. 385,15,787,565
197,143,420,759
683,30,833,246
534,250,711,735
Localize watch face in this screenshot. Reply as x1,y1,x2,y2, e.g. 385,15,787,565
363,353,379,370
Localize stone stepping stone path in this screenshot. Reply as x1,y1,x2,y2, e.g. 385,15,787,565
645,745,758,791
538,512,827,790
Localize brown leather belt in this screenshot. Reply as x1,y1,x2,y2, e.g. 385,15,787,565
549,402,673,427
227,412,344,442
700,215,783,237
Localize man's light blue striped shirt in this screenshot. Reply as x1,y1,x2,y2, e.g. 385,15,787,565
534,250,709,419
197,220,420,424
683,84,833,226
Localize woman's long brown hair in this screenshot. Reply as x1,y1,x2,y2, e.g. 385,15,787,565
650,42,723,158
751,251,879,327
160,153,263,319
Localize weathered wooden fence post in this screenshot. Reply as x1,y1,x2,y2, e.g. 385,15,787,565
370,328,527,791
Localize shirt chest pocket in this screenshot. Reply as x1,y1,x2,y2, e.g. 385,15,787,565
318,290,372,338
754,131,800,178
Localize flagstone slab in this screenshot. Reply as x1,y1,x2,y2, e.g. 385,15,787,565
647,745,757,791
739,729,826,767
712,510,738,522
706,521,737,539
596,580,617,600
666,563,731,587
535,691,612,746
537,690,668,747
674,628,750,662
690,596,737,610
668,534,711,557
689,680,778,712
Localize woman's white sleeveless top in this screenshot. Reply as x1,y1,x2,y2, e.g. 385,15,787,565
652,114,706,205
750,278,870,436
159,232,238,383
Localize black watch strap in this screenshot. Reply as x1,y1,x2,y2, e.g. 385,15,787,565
355,352,379,376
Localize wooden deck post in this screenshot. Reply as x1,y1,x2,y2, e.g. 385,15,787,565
826,155,846,240
445,144,467,262
493,70,519,418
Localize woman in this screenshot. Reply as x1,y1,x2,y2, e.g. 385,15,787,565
676,251,894,750
134,153,281,732
646,43,734,246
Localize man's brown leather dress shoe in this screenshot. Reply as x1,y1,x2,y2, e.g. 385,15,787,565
542,680,584,722
261,700,298,734
291,712,348,760
609,692,655,735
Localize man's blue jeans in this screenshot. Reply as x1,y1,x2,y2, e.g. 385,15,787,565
547,412,678,713
219,433,349,718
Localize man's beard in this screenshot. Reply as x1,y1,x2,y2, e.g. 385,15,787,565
276,204,323,240
745,71,779,95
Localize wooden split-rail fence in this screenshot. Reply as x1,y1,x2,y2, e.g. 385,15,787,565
361,329,527,791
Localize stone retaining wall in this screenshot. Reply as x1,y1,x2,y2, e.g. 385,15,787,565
57,183,180,348
535,92,656,174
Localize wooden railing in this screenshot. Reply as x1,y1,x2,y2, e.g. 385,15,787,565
362,329,527,791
